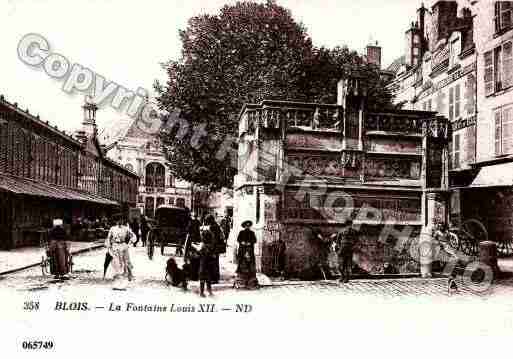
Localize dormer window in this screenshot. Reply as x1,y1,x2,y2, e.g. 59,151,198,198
449,38,460,69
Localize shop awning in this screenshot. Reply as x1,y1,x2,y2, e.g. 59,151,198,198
470,162,513,188
0,173,119,206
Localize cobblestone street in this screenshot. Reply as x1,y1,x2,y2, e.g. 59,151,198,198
2,244,513,300
3,245,513,359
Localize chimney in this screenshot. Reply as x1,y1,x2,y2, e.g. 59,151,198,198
429,1,458,50
366,40,382,69
417,3,427,56
405,22,419,68
417,3,426,36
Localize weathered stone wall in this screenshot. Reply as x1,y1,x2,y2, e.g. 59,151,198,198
266,223,422,279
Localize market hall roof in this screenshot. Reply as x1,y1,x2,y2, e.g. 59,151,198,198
0,173,119,206
0,94,82,147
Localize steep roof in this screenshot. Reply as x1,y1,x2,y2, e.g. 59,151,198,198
385,55,406,75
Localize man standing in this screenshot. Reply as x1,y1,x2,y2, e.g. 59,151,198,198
335,219,358,283
140,216,149,247
130,217,140,247
220,212,232,243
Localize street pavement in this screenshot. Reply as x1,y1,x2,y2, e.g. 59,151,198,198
3,243,513,359
2,242,513,299
0,240,104,274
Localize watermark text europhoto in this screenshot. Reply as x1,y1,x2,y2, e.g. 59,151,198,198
17,33,494,293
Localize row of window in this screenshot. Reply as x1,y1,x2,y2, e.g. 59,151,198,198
142,196,187,218
138,195,186,205
0,113,138,204
143,162,176,189
0,119,78,187
446,104,512,169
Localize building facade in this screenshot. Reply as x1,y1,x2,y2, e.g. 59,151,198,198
105,110,192,218
388,1,513,255
0,95,138,249
233,77,449,279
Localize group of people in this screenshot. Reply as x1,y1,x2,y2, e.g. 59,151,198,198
99,210,259,296
182,213,259,296
184,214,226,297
316,219,359,282
46,212,356,288
128,216,151,247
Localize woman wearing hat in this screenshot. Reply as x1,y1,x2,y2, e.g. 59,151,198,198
234,220,259,289
105,215,136,289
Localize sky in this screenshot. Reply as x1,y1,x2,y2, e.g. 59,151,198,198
0,0,429,140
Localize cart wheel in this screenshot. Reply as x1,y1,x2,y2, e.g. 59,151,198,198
460,219,487,257
41,256,50,276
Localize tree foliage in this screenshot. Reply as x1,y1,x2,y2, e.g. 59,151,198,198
155,0,393,190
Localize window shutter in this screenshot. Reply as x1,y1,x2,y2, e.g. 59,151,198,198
502,2,512,29
503,105,513,154
449,87,454,121
484,51,494,96
503,41,513,88
448,138,453,170
465,126,476,164
455,84,461,119
495,47,503,91
495,109,502,156
454,134,461,168
496,2,502,33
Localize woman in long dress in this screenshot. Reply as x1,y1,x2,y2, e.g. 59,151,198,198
191,224,217,297
105,216,136,289
48,219,71,277
205,214,224,284
235,220,259,289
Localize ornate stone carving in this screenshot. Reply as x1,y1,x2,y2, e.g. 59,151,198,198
283,191,422,222
286,152,360,178
365,114,423,133
365,157,421,179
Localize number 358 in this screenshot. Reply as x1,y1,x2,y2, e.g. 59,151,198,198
23,301,39,311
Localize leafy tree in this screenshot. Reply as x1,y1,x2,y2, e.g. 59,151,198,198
155,0,393,190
